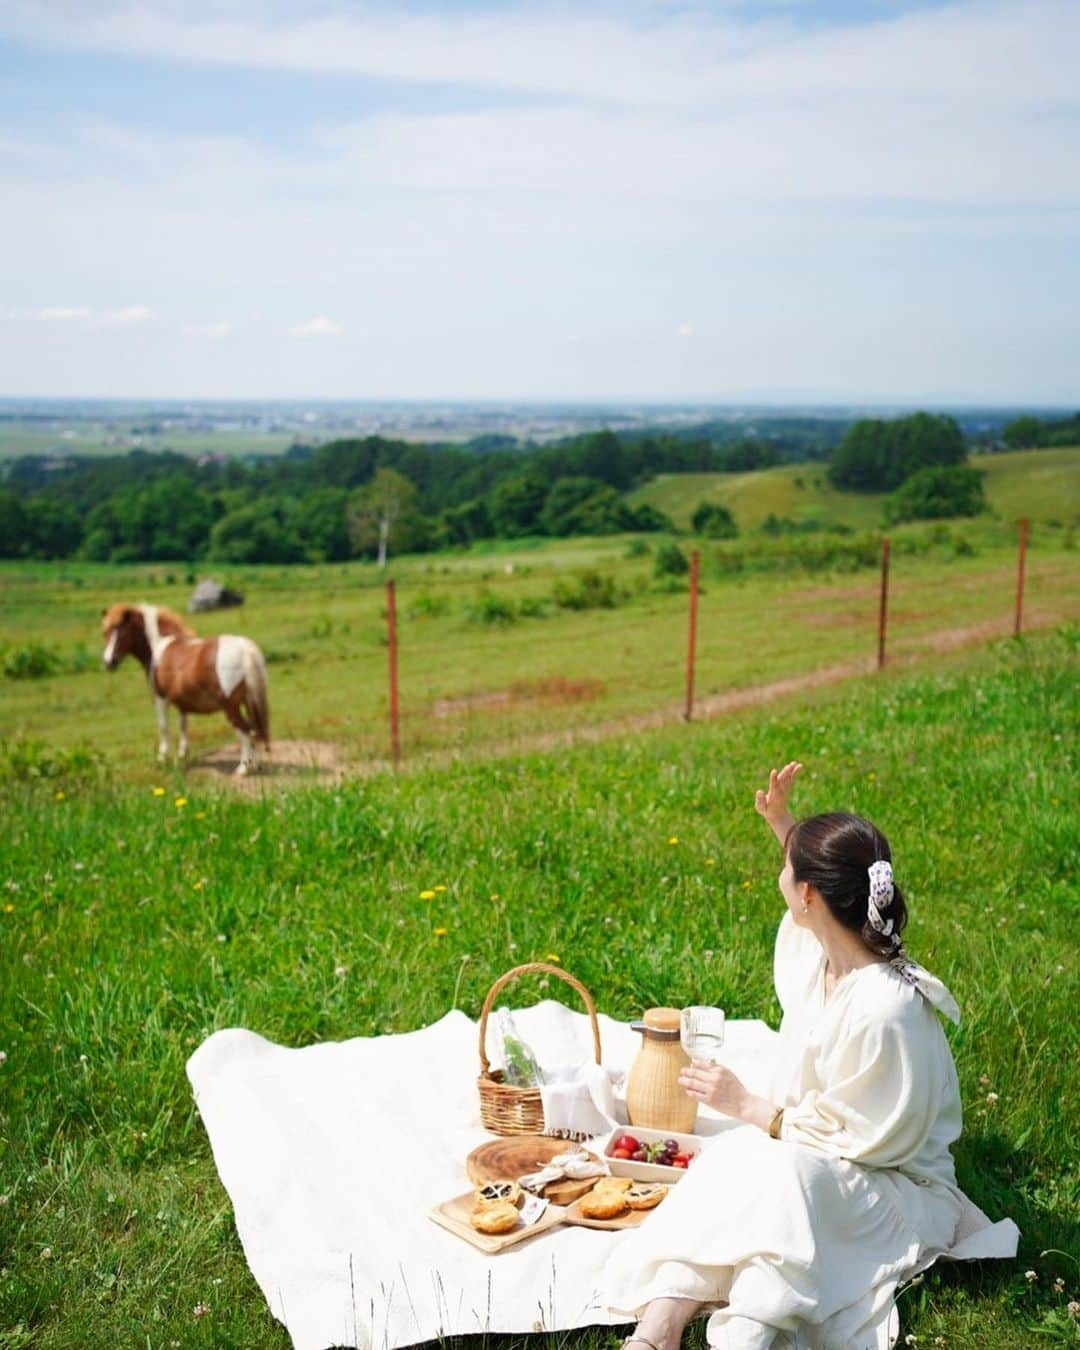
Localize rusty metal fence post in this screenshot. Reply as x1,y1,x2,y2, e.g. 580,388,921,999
685,549,700,720
877,537,890,670
1014,518,1029,636
386,578,400,768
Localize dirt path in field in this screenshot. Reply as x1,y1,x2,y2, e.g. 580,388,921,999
196,608,1072,788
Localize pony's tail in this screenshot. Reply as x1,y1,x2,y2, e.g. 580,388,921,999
242,642,271,749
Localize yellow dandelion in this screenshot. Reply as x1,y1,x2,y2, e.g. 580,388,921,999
545,953,561,964
3,903,13,914
54,790,66,802
419,890,436,900
174,796,188,809
668,836,679,845
193,880,204,891
742,879,752,889
705,858,716,866
490,893,500,901
434,926,449,937
152,786,165,797
433,884,448,892
194,810,206,820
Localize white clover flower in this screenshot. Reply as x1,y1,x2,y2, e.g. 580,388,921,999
193,1301,210,1317
1025,1269,1038,1282
986,1092,999,1105
1068,1300,1079,1317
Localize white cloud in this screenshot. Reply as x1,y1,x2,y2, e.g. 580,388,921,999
0,1,1077,399
37,306,93,321
284,316,343,338
4,0,1078,108
100,305,154,324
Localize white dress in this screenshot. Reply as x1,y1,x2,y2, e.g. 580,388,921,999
601,914,967,1350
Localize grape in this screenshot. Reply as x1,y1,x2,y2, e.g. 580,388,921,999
632,1149,647,1161
664,1140,679,1153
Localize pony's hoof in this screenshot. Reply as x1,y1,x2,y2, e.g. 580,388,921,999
235,762,251,777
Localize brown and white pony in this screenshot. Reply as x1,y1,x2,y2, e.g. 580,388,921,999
101,603,270,775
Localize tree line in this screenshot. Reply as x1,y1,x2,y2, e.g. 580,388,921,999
0,410,1029,563
0,428,810,563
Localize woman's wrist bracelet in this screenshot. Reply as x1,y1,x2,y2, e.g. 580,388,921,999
768,1106,785,1140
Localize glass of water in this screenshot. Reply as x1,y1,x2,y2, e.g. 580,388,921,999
680,1006,726,1063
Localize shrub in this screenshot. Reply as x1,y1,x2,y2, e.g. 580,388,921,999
625,538,651,558
551,569,619,611
691,502,738,539
3,643,62,680
884,465,988,524
653,541,689,577
409,591,452,619
465,589,517,625
0,737,106,782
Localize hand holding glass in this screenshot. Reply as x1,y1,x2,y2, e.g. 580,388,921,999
680,1006,726,1063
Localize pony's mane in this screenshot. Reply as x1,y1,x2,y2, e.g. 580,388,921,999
154,606,196,639
102,602,196,640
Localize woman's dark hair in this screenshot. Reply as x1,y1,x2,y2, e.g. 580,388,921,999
785,812,907,958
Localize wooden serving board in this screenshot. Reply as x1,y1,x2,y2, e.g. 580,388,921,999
561,1195,656,1231
428,1192,567,1253
466,1136,602,1206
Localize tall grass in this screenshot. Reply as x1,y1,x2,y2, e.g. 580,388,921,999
0,628,1077,1347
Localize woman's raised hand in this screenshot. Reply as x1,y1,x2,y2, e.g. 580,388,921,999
754,761,803,844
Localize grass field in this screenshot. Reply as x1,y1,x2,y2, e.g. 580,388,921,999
0,626,1077,1347
628,448,1080,532
1,519,1076,776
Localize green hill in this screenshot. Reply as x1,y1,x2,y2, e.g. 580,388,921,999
628,447,1080,532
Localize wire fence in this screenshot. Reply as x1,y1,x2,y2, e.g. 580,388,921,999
341,519,1073,771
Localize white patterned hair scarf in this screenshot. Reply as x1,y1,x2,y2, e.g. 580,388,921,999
867,859,898,943
865,858,963,1022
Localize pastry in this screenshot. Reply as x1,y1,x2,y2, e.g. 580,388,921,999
593,1175,633,1193
577,1188,629,1220
474,1179,522,1208
470,1200,520,1234
625,1183,667,1210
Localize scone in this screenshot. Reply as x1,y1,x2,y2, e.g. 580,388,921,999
625,1183,667,1210
593,1175,633,1193
474,1179,522,1208
470,1200,520,1234
578,1189,628,1220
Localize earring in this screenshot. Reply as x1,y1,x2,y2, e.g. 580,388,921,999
801,904,809,914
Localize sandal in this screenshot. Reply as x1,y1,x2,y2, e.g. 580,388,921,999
623,1339,663,1350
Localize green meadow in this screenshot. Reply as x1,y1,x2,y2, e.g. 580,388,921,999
628,448,1080,531
1,462,1079,1347
0,626,1077,1347
0,514,1076,775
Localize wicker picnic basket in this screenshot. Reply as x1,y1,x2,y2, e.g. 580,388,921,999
477,962,603,1136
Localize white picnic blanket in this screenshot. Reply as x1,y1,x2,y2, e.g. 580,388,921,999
187,1002,1016,1350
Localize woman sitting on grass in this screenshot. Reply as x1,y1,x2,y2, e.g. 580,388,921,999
603,761,967,1350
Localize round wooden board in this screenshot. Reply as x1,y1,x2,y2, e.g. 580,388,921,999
467,1136,602,1206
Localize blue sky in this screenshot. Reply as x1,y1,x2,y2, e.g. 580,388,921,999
0,1,1077,403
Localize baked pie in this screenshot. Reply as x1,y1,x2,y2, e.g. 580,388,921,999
470,1200,521,1234
625,1183,667,1210
474,1179,522,1208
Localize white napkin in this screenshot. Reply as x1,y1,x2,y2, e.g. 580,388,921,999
540,1062,624,1139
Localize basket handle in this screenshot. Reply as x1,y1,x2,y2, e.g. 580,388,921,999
477,962,602,1076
